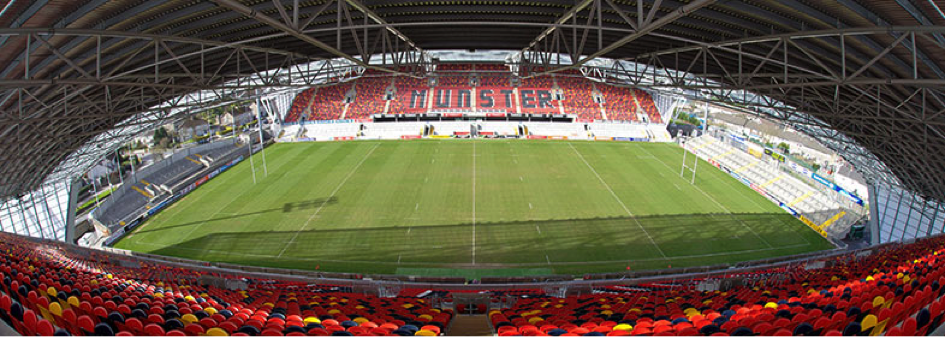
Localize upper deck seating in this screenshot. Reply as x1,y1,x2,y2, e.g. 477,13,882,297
346,76,389,119
306,84,351,121
557,74,601,121
285,88,316,123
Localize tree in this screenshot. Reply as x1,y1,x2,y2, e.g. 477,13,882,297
673,113,702,126
153,127,168,144
153,127,175,149
777,142,790,153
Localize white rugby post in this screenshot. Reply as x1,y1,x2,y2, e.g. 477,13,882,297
680,138,698,185
690,151,699,185
237,105,257,185
253,99,269,176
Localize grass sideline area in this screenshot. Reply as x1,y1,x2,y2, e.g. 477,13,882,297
114,140,834,278
76,186,118,215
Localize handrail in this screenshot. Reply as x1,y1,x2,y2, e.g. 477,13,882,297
48,232,911,289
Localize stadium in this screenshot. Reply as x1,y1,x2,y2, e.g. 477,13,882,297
0,0,944,336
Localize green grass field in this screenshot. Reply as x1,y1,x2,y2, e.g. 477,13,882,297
114,140,834,277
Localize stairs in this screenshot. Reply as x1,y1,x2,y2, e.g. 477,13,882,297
447,315,492,336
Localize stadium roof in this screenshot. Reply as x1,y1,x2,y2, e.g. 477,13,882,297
1,0,944,203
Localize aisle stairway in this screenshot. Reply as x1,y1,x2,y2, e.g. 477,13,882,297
448,315,492,336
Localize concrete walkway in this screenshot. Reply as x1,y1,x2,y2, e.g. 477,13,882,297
447,315,493,336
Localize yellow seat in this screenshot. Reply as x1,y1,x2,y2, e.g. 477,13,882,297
304,317,321,324
48,303,63,316
353,317,369,324
869,322,889,337
764,302,778,309
46,287,57,297
861,314,878,330
38,307,55,323
873,296,885,308
414,330,436,336
181,314,199,325
204,307,218,315
613,324,632,331
206,327,228,336
67,296,80,308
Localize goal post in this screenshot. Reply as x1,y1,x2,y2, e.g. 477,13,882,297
680,141,699,185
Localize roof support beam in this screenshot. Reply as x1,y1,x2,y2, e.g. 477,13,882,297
520,0,596,54
209,0,416,77
894,0,945,47
342,0,426,58
524,0,716,78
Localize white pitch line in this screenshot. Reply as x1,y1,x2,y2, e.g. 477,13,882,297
177,180,261,241
712,170,770,211
535,225,541,234
568,142,667,259
529,202,533,209
415,203,419,210
406,227,411,235
397,255,402,263
546,255,552,264
277,143,379,258
639,146,775,249
519,176,524,181
472,140,477,264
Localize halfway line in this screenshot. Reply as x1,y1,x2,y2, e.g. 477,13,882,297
472,140,477,264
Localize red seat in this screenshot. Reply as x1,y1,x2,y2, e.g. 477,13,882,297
166,330,186,336
77,315,96,334
184,324,206,335
145,323,166,336
885,326,903,336
900,317,917,336
35,319,55,336
261,328,283,336
772,328,792,336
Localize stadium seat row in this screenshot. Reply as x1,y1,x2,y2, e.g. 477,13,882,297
0,232,452,336
488,234,945,336
284,65,661,123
